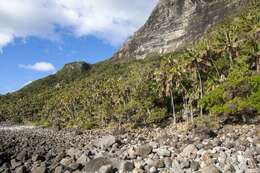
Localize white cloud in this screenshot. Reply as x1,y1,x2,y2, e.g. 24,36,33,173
19,62,56,72
0,0,157,50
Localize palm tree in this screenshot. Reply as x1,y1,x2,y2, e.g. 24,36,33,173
154,56,186,124
186,48,210,118
217,28,244,67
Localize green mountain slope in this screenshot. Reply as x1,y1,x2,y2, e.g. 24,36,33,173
0,0,259,128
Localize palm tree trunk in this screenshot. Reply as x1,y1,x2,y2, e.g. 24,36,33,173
256,55,260,74
170,90,176,124
197,71,204,118
190,106,194,126
229,50,234,67
183,96,189,125
209,59,221,78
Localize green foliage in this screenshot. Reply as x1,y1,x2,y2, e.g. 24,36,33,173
156,0,260,125
0,0,259,128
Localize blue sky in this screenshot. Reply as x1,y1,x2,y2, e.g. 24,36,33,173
0,0,157,94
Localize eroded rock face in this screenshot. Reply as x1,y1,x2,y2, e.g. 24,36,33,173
112,0,248,60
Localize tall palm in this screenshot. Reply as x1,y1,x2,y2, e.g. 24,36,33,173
217,29,243,67
186,48,211,118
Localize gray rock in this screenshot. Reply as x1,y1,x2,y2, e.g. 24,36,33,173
67,148,82,159
84,157,112,173
153,148,171,157
118,161,134,173
190,161,200,171
97,135,117,149
149,166,157,173
32,154,40,162
132,168,144,173
98,164,114,173
152,159,165,168
180,160,190,169
201,165,221,173
15,166,26,173
11,159,22,169
182,144,198,157
245,169,260,173
60,157,74,166
218,152,227,163
16,151,27,161
164,157,172,168
54,166,63,173
31,166,47,173
134,145,152,157
76,153,90,165
68,163,81,171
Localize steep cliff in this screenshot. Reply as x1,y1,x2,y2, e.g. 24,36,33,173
112,0,248,60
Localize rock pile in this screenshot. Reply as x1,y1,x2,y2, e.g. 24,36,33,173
0,124,259,173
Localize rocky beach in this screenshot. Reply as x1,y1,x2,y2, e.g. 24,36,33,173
0,123,259,173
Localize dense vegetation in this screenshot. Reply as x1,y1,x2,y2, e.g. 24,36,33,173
0,0,259,128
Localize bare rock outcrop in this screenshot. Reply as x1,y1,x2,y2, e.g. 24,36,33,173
112,0,248,60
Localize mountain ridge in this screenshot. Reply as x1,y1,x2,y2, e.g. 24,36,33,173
112,0,248,61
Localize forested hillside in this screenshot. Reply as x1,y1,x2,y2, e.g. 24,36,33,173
0,0,259,129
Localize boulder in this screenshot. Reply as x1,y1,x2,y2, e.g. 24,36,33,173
153,148,171,157
201,165,221,173
15,166,26,173
181,144,198,157
97,135,117,149
11,159,22,169
31,166,47,173
16,151,27,161
98,164,114,173
131,145,152,157
84,157,112,173
54,166,63,173
117,161,134,173
76,153,90,165
66,148,82,159
132,168,144,173
60,157,74,166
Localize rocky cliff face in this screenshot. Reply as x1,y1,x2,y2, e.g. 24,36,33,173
112,0,248,60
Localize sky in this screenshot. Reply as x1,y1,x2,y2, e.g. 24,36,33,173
0,0,157,94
